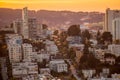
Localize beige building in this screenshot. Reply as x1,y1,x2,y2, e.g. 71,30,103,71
104,8,120,33
112,18,120,41
22,7,29,39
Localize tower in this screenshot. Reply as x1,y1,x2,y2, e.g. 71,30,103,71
22,7,29,39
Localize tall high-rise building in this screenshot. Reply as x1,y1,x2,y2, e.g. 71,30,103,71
13,20,22,34
22,43,33,62
104,8,120,32
28,18,37,40
5,34,23,62
112,18,120,40
22,7,29,39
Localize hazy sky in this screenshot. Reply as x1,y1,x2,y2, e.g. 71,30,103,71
0,0,120,12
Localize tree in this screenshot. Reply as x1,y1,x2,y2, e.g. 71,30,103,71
101,32,112,44
67,25,81,36
79,54,100,69
42,24,48,29
96,30,101,44
104,53,116,58
116,56,120,65
82,29,91,40
68,48,76,60
53,30,59,35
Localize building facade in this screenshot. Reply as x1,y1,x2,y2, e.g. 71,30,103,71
112,18,120,40
104,8,120,33
22,7,29,39
22,43,33,62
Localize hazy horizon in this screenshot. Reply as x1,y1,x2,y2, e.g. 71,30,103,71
0,0,120,12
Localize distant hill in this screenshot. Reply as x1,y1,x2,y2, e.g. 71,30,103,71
0,8,104,27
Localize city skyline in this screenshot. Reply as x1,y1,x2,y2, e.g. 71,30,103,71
0,0,120,12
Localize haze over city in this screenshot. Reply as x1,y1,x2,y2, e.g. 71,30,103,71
0,0,120,12
0,0,120,80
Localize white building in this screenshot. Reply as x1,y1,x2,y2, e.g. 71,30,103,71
5,34,22,62
8,44,22,62
5,34,23,45
104,8,120,32
82,70,96,78
88,77,120,80
49,60,68,73
112,18,120,40
22,43,33,62
12,62,38,78
22,7,29,39
40,68,51,74
108,44,120,56
37,53,50,62
68,44,84,51
45,40,59,55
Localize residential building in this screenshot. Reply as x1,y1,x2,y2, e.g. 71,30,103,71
28,18,37,40
40,68,51,74
82,70,96,78
0,57,8,80
5,34,22,62
49,59,68,73
8,44,22,62
22,43,33,62
112,18,120,40
104,8,120,33
5,34,23,45
45,40,59,55
37,53,50,62
12,62,38,78
108,44,120,56
67,36,82,44
13,20,22,34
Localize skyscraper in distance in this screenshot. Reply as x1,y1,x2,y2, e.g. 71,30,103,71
22,7,29,39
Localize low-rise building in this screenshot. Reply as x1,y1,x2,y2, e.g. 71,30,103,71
82,69,96,78
12,62,38,78
108,44,120,57
40,68,51,74
49,59,68,73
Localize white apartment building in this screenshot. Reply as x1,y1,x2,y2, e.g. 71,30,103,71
108,44,120,57
12,62,38,78
69,44,84,51
5,34,23,45
45,40,59,55
112,18,120,40
49,60,68,73
82,70,96,78
22,43,33,62
5,34,23,62
88,78,120,80
104,8,120,32
8,44,22,62
37,53,50,62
